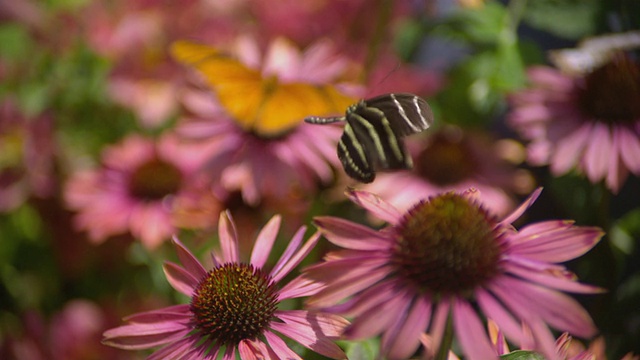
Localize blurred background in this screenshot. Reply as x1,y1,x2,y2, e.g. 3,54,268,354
0,0,639,359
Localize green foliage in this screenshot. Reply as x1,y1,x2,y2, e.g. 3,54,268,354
522,0,601,39
500,350,547,360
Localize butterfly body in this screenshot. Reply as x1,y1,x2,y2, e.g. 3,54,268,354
305,93,434,183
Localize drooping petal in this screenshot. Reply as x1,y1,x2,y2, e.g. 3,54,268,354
476,288,524,345
491,276,598,338
344,288,413,341
583,122,612,183
250,214,281,269
453,298,499,360
383,296,432,360
147,336,198,360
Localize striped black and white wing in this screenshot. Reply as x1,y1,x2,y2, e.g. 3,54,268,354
362,93,434,137
305,93,434,183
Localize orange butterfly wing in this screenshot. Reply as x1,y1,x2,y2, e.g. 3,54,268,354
172,40,356,136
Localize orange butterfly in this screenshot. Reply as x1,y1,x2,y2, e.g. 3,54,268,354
171,40,357,137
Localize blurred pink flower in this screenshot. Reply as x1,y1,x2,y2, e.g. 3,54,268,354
508,55,640,193
103,211,348,359
2,300,131,360
305,188,604,360
363,126,525,217
178,37,360,206
64,134,221,249
0,99,55,212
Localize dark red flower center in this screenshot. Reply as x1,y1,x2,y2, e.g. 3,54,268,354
128,159,183,200
190,263,279,346
414,132,478,186
393,193,503,298
578,54,640,123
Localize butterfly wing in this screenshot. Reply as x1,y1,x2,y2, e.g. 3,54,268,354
172,40,356,137
337,122,376,183
363,93,434,137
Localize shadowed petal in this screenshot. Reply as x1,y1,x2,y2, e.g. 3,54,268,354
476,289,524,345
344,289,412,341
272,311,348,359
583,122,612,183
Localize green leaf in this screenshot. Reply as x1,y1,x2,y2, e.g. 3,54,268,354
342,338,380,360
500,350,547,360
522,0,601,40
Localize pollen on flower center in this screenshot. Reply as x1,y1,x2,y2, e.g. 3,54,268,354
128,159,183,200
190,263,279,346
393,193,503,297
578,54,640,123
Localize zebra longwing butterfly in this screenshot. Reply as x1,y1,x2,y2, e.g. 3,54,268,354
305,93,434,183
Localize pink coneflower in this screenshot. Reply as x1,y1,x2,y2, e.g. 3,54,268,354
103,211,348,359
508,54,640,193
363,126,527,217
64,134,221,249
177,37,360,206
305,188,604,360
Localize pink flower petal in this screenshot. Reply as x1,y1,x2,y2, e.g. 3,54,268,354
476,289,524,345
549,122,591,175
278,274,326,300
344,289,412,341
270,226,307,282
102,322,190,350
453,298,499,360
263,330,303,360
347,189,403,225
271,311,348,359
617,125,640,173
504,263,605,294
492,276,597,338
583,122,613,183
163,261,198,297
509,225,603,263
383,296,432,360
501,187,542,225
147,336,197,360
123,304,191,323
313,216,392,250
250,214,281,269
218,210,239,263
172,236,208,281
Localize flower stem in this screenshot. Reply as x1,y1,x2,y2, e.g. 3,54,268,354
434,310,454,360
